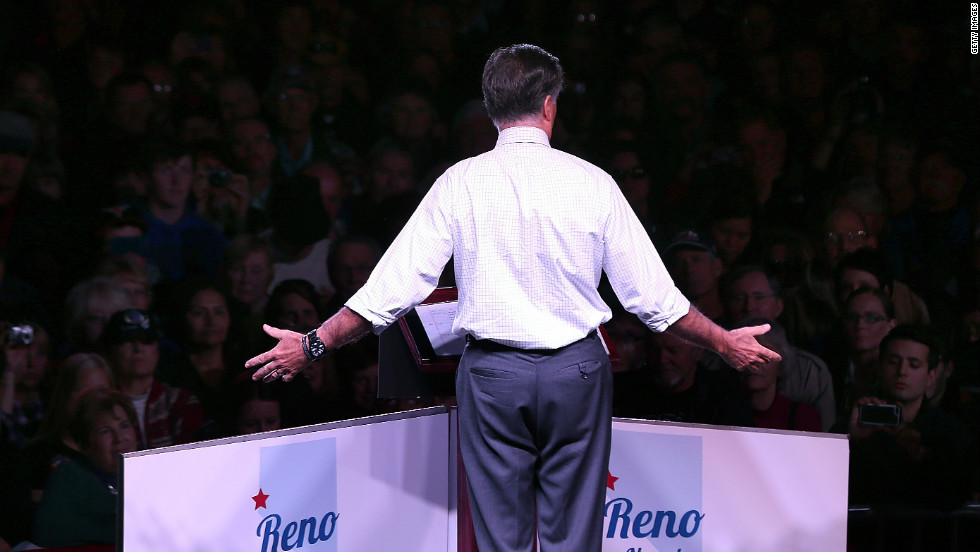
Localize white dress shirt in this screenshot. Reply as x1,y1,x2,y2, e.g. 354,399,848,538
345,126,690,349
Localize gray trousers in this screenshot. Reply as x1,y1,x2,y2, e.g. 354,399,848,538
456,332,613,552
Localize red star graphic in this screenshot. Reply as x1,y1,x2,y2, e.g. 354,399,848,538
252,488,270,510
606,471,619,491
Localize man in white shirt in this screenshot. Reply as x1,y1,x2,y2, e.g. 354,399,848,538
247,44,780,552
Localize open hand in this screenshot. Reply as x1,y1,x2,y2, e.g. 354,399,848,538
723,324,782,371
246,325,311,383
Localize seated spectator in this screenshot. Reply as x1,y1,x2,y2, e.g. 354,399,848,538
735,317,822,432
159,281,240,438
216,75,262,124
1,321,52,448
834,248,929,326
25,353,114,504
265,279,323,331
323,234,381,314
826,287,898,423
334,335,385,419
32,389,139,548
720,267,837,430
101,309,204,448
63,276,134,355
303,161,349,239
848,325,973,509
94,254,156,312
760,228,839,353
603,141,661,240
135,140,227,282
883,138,973,326
346,140,423,247
820,206,875,269
664,229,725,321
701,186,759,272
613,332,755,427
220,234,275,351
189,139,252,238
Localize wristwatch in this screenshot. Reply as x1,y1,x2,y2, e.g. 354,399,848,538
303,328,327,361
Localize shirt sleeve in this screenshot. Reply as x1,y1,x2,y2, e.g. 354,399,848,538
345,173,456,333
601,178,690,332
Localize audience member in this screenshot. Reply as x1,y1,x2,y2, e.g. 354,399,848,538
721,266,837,429
1,321,51,448
834,248,929,326
63,276,134,355
664,229,725,321
324,234,382,313
100,309,204,448
848,325,973,509
25,353,114,504
735,317,822,432
32,389,139,548
614,331,755,427
827,287,898,422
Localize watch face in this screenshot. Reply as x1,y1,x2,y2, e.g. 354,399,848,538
308,331,326,357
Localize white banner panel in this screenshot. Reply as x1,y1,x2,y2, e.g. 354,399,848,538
121,408,451,552
603,420,849,552
121,410,847,552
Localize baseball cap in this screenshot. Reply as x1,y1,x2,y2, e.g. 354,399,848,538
101,309,162,347
0,111,36,155
664,228,718,256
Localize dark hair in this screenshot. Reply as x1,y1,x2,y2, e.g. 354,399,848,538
879,324,941,371
138,138,192,174
326,234,381,276
69,389,138,451
835,248,894,294
844,286,895,320
482,44,564,125
265,279,322,324
722,264,783,300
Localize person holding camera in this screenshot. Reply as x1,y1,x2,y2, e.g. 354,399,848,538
847,325,973,509
1,321,50,449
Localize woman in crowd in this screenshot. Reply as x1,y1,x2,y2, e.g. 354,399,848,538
264,278,323,330
26,352,114,504
32,389,139,548
160,280,239,438
827,287,897,422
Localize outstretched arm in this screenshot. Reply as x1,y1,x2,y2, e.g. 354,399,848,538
247,307,373,383
664,306,781,371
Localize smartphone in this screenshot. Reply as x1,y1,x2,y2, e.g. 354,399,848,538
859,403,902,427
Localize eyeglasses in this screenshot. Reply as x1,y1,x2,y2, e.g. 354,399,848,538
615,167,647,180
843,312,890,325
824,230,868,244
122,309,153,329
730,293,775,304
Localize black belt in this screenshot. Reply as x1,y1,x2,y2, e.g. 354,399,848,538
465,330,598,354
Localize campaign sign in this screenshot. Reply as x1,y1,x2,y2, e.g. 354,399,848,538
605,431,704,552
121,409,452,551
255,439,339,552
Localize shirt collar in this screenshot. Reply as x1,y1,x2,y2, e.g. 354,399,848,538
496,126,551,148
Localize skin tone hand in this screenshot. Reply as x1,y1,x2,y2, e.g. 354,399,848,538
665,306,781,372
247,307,371,383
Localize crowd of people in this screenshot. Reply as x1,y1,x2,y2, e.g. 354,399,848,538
0,0,977,549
